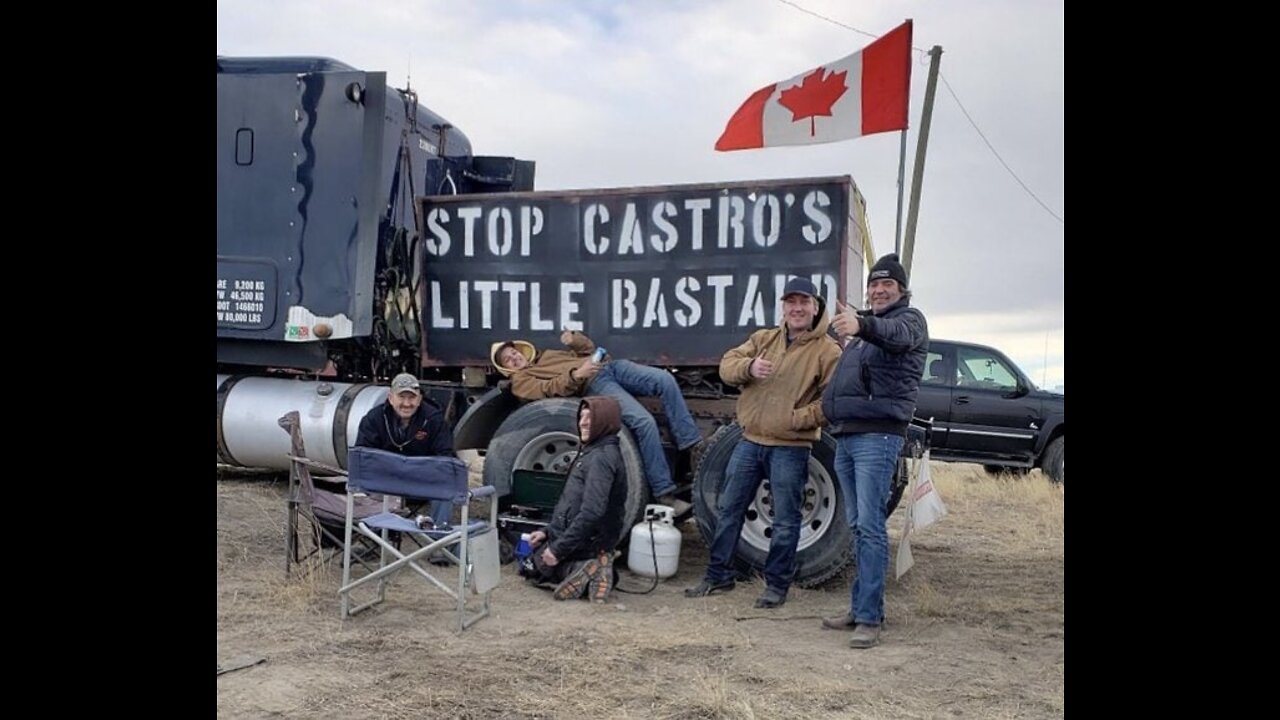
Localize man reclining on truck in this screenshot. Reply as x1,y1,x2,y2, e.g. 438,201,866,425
491,330,700,515
524,396,628,602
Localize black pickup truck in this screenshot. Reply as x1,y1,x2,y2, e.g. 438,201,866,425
914,339,1064,482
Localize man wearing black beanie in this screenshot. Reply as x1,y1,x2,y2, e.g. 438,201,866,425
819,254,928,649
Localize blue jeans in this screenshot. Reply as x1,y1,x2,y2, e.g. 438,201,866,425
588,359,701,497
427,500,453,527
833,432,904,625
703,440,810,593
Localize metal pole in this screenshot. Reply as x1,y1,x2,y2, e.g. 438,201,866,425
895,129,907,255
901,45,943,277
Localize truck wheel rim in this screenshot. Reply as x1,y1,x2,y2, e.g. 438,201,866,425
513,431,580,475
739,457,838,553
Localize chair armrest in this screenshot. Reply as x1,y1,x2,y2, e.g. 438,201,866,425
287,455,348,477
469,486,498,499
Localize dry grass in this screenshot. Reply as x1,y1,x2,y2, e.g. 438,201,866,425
218,462,1064,719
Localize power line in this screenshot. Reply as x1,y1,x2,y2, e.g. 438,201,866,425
772,0,1064,224
774,0,878,40
938,73,1063,225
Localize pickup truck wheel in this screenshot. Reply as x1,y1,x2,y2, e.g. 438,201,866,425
1040,437,1064,483
483,398,647,548
692,424,849,588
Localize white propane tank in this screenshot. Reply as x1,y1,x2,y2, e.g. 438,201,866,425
627,504,682,578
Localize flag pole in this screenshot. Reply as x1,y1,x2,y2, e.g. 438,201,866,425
894,130,907,255
900,45,943,277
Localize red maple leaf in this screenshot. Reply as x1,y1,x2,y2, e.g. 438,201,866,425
777,67,849,136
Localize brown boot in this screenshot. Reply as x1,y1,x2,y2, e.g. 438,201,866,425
848,624,881,649
821,612,857,630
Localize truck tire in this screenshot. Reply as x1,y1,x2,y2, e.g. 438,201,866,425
483,398,648,548
1040,437,1064,484
692,424,850,588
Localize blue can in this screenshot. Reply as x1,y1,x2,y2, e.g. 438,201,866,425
514,533,532,560
591,347,607,363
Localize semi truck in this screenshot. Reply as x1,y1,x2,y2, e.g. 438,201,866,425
216,56,922,587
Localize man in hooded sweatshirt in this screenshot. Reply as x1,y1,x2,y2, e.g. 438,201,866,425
527,396,628,602
820,254,928,649
684,277,841,609
491,330,701,515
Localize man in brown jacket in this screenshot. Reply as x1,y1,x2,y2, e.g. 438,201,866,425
491,330,702,515
684,276,841,608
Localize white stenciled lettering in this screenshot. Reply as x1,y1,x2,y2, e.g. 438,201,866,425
706,275,734,327
717,196,745,248
674,276,702,327
802,191,832,244
612,278,637,329
431,281,454,328
457,206,482,257
751,194,781,247
684,198,711,251
425,208,451,256
583,204,610,254
520,206,543,257
560,283,584,330
738,274,765,326
502,282,526,330
529,281,554,331
487,207,513,256
618,203,645,255
650,201,678,253
458,281,470,329
473,280,499,329
642,277,669,328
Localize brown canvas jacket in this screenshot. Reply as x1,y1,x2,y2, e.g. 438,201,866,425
509,331,597,401
720,308,841,447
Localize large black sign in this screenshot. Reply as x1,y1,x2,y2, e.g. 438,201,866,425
416,177,855,366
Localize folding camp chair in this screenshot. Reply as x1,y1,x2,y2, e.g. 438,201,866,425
278,412,400,578
339,446,500,631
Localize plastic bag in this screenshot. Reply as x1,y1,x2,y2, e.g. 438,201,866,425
896,450,947,578
911,451,947,531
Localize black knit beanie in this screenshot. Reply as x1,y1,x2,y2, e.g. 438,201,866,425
867,253,908,288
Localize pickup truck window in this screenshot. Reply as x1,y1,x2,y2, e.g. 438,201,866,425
922,350,953,386
956,346,1018,391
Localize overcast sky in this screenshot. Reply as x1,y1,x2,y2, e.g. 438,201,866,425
218,0,1064,389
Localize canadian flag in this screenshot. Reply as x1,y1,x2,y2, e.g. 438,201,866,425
715,20,913,151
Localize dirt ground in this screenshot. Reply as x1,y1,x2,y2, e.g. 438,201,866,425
217,463,1063,719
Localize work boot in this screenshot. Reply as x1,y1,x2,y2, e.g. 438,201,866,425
848,624,881,649
753,587,787,609
821,612,857,630
683,578,736,597
656,494,692,516
553,559,599,601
